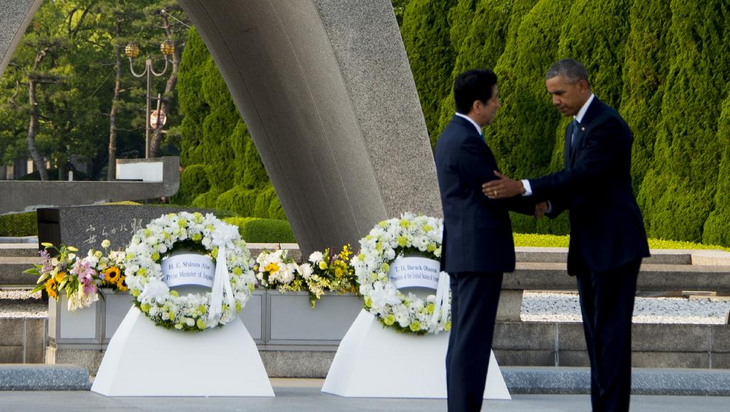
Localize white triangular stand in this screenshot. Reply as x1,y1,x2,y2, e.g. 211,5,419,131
322,310,510,399
91,307,274,397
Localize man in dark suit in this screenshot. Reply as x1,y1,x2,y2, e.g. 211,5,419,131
435,69,543,412
483,59,650,412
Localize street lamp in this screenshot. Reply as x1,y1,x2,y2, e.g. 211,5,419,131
125,40,175,158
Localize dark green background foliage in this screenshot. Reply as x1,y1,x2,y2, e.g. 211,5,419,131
173,28,284,220
0,213,37,237
401,0,458,147
223,217,296,244
400,0,730,245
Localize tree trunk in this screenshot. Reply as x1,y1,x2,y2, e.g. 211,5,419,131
27,77,48,181
149,13,182,158
107,13,123,181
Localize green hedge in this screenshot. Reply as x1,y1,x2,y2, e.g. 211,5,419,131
637,0,730,243
402,0,457,147
491,0,573,235
619,0,672,192
175,27,282,219
0,212,37,236
223,217,296,243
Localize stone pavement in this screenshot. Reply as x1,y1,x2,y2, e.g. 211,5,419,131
0,379,727,412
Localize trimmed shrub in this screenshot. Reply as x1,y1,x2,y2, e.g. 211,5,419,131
223,217,296,243
0,212,37,236
638,0,730,243
170,163,209,205
702,94,730,245
556,0,632,110
619,0,672,192
177,28,282,219
401,0,458,147
488,0,573,235
435,0,538,142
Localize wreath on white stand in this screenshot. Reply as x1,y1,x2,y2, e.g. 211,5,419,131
352,213,451,335
124,212,256,332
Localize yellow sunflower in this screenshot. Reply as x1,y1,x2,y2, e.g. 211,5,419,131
104,266,121,285
116,275,128,292
45,278,58,298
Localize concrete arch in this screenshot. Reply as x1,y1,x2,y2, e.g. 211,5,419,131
1,0,442,255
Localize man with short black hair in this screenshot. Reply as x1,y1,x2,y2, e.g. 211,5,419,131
483,59,650,412
435,69,543,412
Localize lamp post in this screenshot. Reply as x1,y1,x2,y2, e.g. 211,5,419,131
125,40,175,158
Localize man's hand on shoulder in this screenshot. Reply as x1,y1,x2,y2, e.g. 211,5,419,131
482,171,525,199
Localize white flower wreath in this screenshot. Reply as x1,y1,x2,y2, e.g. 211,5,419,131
352,213,451,334
124,212,256,332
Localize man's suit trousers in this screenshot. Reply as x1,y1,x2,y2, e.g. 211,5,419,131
446,271,503,412
576,259,641,412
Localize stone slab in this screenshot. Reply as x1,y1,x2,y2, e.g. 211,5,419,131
505,262,730,292
261,350,334,378
25,318,46,363
0,345,23,363
557,323,587,351
556,351,590,367
632,324,710,352
712,324,730,352
691,250,730,266
0,257,40,286
502,367,730,396
712,352,730,369
514,248,692,265
0,364,89,390
0,157,180,215
37,204,209,252
0,243,40,256
494,322,556,350
493,350,556,367
632,352,710,369
0,318,24,345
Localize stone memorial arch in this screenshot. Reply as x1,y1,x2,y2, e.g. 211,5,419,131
1,0,442,255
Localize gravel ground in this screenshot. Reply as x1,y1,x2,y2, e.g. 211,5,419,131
0,288,46,318
521,291,730,324
1,289,729,324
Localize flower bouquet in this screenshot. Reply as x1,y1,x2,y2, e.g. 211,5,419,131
87,239,128,293
300,244,359,308
26,242,100,311
254,249,305,293
26,240,129,312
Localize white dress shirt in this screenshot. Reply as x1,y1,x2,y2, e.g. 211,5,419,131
455,112,483,136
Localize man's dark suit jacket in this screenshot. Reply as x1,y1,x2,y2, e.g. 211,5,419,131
530,98,650,274
436,115,534,274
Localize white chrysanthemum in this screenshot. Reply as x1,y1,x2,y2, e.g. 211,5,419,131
308,251,324,264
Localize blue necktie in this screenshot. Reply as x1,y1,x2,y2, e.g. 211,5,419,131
571,120,580,147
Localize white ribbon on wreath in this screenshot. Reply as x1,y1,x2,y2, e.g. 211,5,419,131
207,224,239,327
430,271,450,333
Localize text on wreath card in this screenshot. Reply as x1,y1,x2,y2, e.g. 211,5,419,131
387,256,441,290
161,254,215,289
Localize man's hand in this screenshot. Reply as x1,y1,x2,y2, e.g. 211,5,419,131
534,201,548,220
482,171,525,199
